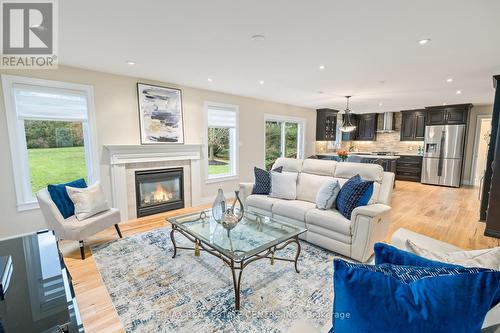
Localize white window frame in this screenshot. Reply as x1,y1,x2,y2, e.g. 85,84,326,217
1,75,99,211
204,101,239,183
263,114,306,167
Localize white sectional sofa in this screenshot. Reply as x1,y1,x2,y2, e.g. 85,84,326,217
239,158,395,262
288,228,500,333
392,228,500,332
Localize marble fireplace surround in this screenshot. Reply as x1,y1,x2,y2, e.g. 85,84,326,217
104,145,202,221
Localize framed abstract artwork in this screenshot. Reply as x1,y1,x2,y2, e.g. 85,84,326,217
137,83,184,144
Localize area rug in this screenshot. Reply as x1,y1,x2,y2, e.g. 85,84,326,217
91,227,337,332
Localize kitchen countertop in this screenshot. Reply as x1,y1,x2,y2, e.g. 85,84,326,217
396,153,423,157
350,152,423,157
350,154,400,160
316,153,400,160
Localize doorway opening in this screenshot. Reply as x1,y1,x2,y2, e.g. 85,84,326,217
472,116,492,186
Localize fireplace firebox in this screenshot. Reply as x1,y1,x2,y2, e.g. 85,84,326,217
135,168,184,218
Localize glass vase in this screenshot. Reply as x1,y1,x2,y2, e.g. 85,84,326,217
230,190,244,221
212,188,226,222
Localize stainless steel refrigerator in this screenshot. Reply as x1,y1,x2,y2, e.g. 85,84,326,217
421,124,466,187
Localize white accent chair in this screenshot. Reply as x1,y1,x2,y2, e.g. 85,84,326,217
239,158,395,262
36,188,122,259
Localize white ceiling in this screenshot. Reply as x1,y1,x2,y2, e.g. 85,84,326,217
60,0,500,113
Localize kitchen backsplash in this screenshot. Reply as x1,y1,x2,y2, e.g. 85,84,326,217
341,133,424,154
315,111,424,155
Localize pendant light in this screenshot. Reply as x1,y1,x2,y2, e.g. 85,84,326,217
340,95,356,132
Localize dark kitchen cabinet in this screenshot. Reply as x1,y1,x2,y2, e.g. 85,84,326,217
355,113,377,141
482,75,500,239
400,110,426,141
316,108,338,140
361,158,397,173
340,113,377,141
415,112,426,140
396,155,423,182
446,108,469,124
401,112,415,140
425,104,472,125
426,109,447,125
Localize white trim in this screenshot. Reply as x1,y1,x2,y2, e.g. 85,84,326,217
105,144,201,164
263,113,306,168
203,101,239,182
17,201,40,211
470,114,492,186
1,75,99,211
205,175,240,184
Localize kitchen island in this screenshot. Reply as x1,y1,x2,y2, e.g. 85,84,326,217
315,153,399,173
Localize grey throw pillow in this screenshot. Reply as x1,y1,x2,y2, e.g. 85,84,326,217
270,171,298,200
315,180,340,210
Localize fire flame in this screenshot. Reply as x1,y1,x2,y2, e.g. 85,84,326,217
143,183,174,205
152,183,172,202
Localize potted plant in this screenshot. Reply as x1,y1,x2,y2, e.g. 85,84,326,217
337,150,349,162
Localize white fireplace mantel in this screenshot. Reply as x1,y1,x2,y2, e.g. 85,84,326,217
105,144,202,164
104,144,203,220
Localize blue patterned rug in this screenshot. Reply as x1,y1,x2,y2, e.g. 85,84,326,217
91,227,336,332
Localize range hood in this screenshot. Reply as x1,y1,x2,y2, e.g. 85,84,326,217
376,112,396,133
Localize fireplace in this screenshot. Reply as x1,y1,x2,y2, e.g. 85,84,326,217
135,168,184,217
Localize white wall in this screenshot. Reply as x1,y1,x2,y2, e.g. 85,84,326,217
0,66,315,239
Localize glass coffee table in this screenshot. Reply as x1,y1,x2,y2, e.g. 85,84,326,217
167,210,306,310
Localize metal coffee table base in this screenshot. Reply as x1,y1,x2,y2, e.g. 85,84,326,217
169,224,301,311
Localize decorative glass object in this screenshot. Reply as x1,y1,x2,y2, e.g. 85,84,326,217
229,190,244,220
211,189,245,237
211,189,226,222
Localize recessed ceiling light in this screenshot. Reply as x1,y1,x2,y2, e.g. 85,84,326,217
378,102,383,107
319,65,326,70
126,60,136,65
456,90,462,95
259,80,265,85
251,34,265,41
207,78,213,82
446,78,454,83
418,38,431,45
443,102,447,105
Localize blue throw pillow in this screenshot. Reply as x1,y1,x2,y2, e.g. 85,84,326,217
47,179,87,219
252,166,283,195
374,242,463,269
335,174,374,219
332,259,500,333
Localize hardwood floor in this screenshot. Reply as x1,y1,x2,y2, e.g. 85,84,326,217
387,181,499,249
63,181,500,333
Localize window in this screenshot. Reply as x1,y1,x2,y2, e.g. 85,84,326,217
265,115,305,170
205,103,239,181
2,75,98,211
